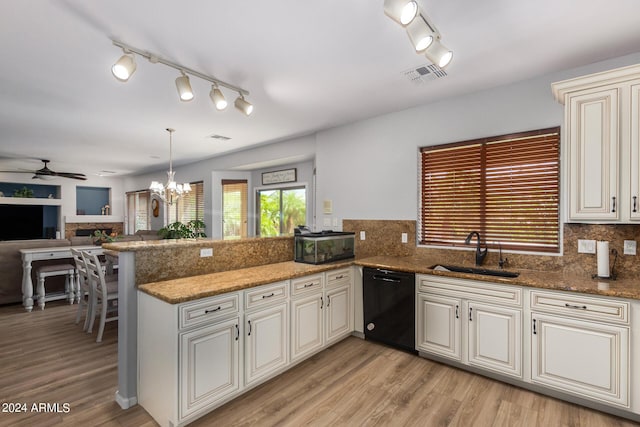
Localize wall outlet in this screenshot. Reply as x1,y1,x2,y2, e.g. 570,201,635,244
360,231,366,240
577,239,596,254
200,248,213,257
624,240,637,255
401,232,408,243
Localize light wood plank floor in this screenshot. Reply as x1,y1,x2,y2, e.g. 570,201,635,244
0,302,637,427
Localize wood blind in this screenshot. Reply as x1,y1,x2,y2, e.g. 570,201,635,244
168,181,204,223
420,127,560,253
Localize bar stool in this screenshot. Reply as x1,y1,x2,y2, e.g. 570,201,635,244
35,264,76,310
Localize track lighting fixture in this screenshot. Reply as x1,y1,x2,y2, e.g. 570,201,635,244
425,39,453,68
175,73,194,102
111,40,252,114
384,1,454,68
209,84,227,110
234,95,254,116
384,0,418,25
406,14,435,52
111,51,136,82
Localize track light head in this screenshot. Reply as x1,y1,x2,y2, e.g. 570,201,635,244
234,95,253,116
406,15,436,52
112,53,137,82
384,0,418,26
425,40,453,68
175,74,194,101
209,84,227,110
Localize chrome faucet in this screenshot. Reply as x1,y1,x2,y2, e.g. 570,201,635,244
465,231,488,266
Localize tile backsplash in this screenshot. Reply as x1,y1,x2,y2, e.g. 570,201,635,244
344,219,640,279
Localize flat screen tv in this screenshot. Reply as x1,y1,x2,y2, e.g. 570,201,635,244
0,205,44,240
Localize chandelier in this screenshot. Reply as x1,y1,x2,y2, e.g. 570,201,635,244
149,128,191,205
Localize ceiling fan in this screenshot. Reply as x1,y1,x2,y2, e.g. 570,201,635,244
0,159,87,181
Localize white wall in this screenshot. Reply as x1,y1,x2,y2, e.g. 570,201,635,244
314,52,640,225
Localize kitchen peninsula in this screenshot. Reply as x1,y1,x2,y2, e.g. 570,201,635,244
106,231,640,426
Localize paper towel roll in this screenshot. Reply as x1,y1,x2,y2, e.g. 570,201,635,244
597,241,610,278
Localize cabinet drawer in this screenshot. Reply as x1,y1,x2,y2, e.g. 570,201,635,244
326,268,351,289
418,274,522,307
244,281,289,311
179,293,239,330
291,274,323,297
530,290,629,325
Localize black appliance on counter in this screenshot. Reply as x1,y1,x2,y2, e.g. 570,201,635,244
294,228,355,264
363,267,416,353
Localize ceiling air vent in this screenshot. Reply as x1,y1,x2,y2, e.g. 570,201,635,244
208,134,231,141
403,63,447,86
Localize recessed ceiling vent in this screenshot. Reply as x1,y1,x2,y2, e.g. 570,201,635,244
208,134,231,141
403,63,447,86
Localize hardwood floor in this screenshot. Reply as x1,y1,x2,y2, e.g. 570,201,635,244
0,302,637,427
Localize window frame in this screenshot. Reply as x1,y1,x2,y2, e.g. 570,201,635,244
418,127,561,254
167,181,204,224
255,183,308,237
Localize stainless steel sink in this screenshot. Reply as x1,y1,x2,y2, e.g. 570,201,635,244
430,264,520,278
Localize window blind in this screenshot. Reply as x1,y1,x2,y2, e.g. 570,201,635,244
420,127,560,253
168,181,204,223
222,179,248,239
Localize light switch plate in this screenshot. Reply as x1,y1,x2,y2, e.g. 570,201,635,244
577,239,596,254
360,231,366,240
624,240,637,255
401,232,408,243
200,248,213,257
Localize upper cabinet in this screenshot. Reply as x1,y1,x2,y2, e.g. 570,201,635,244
552,63,640,222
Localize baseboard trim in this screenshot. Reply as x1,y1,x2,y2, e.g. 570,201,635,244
115,390,138,410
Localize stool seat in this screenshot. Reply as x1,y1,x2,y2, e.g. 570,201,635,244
36,263,77,309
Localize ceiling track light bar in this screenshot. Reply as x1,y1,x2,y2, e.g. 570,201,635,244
111,40,249,96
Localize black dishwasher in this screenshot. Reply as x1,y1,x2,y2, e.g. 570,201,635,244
363,267,416,353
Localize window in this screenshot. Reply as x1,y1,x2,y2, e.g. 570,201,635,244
168,181,204,224
222,179,248,240
419,127,560,253
257,186,306,237
126,190,150,233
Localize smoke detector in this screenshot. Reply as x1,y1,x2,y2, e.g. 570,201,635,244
403,63,447,86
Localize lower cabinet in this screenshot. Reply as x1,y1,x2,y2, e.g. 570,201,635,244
179,317,240,420
416,275,523,379
138,267,354,427
416,293,461,360
244,302,289,386
530,295,630,408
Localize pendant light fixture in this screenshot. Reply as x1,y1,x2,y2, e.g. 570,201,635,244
149,128,191,206
111,40,252,114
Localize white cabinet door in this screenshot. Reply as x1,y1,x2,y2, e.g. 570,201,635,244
325,285,351,346
531,313,629,407
416,293,461,361
245,303,288,386
291,292,324,361
468,302,521,377
630,83,640,220
179,317,240,421
567,87,619,220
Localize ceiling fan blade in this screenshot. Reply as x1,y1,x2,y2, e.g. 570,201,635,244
0,170,35,174
52,172,87,180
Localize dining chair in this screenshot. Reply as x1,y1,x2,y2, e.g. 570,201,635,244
83,251,118,343
70,248,92,331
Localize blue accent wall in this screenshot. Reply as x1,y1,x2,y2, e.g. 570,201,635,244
76,186,110,215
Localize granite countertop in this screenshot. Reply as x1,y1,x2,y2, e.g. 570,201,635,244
138,255,640,304
138,260,354,303
357,255,640,300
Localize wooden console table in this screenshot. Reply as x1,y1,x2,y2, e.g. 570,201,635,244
20,245,104,312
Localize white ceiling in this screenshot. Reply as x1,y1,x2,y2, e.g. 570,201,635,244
1,0,640,177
